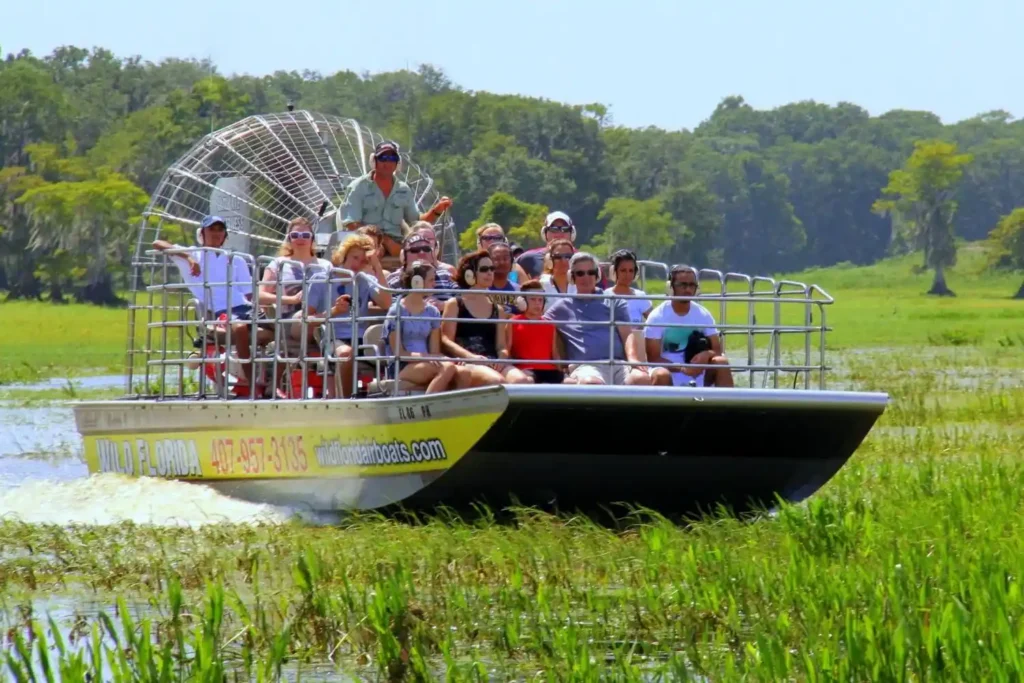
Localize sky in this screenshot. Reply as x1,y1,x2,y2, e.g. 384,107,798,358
5,0,1023,131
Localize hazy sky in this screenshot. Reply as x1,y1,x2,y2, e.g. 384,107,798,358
5,0,1022,131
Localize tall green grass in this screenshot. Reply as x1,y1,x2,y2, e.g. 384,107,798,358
2,346,1024,679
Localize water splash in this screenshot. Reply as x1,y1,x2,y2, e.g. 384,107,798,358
0,473,294,527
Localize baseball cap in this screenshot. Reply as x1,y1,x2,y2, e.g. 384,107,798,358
200,215,227,229
402,233,431,250
544,211,574,229
374,141,400,157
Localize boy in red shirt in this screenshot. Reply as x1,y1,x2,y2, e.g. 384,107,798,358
508,279,564,384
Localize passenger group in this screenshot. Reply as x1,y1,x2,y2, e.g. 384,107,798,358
156,140,734,398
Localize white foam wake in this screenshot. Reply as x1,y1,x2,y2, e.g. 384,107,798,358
0,473,294,527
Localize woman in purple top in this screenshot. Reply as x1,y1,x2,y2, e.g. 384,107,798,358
383,261,461,394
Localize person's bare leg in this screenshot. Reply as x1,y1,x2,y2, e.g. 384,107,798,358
426,363,457,394
336,345,355,398
650,367,673,386
453,364,503,389
625,369,651,386
502,366,534,384
232,322,253,387
706,356,734,388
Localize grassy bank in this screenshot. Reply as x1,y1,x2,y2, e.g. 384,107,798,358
0,302,126,385
1,346,1023,679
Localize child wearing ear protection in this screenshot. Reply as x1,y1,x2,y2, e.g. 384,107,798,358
508,280,563,384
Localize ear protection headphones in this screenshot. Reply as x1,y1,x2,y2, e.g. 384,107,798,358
514,296,527,313
195,227,204,246
411,271,425,290
667,265,700,296
463,267,476,287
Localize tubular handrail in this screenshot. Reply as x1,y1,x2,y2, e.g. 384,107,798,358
125,250,836,400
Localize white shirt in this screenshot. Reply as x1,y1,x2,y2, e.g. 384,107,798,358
168,248,253,316
644,301,719,387
603,287,651,323
540,274,576,312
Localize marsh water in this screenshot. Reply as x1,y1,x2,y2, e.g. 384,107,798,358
1,350,1017,527
0,373,295,526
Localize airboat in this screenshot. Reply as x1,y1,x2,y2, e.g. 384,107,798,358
73,110,888,519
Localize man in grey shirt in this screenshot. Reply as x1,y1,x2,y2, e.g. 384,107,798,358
543,252,652,386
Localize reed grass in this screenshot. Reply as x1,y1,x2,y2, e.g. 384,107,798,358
2,242,1024,678
1,348,1023,679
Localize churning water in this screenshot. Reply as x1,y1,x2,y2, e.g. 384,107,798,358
0,374,293,526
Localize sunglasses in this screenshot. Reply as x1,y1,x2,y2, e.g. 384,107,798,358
476,265,495,273
288,231,313,240
204,224,227,232
551,253,572,261
673,281,698,289
376,154,400,163
547,225,571,232
573,269,599,278
407,245,432,254
480,234,506,243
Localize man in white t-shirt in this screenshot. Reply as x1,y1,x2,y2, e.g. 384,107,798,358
645,265,734,388
153,215,270,390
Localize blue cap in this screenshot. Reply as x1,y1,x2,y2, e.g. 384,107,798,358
200,215,226,229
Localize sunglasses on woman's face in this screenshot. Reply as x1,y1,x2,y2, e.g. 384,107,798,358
407,245,432,254
573,269,599,278
477,265,495,273
377,154,400,163
551,253,572,261
289,231,313,240
480,234,505,243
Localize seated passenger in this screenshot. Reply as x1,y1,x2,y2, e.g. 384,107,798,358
645,265,734,388
386,232,459,308
355,224,393,277
409,221,457,275
441,250,533,386
476,223,529,283
153,214,271,391
539,239,576,312
602,249,652,323
258,217,333,342
382,262,460,394
486,241,521,315
337,140,452,258
543,252,652,386
306,234,392,398
516,211,575,279
508,279,564,384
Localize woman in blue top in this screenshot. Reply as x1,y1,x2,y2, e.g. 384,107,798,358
383,262,460,394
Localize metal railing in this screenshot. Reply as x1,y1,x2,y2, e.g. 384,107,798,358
123,251,835,400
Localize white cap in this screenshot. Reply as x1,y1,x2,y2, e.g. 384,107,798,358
542,211,576,241
544,211,574,228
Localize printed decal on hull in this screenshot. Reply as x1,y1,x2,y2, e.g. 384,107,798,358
83,412,502,480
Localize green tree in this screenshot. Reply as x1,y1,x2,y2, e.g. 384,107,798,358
460,192,549,250
873,140,973,296
987,208,1024,299
17,150,148,305
589,197,676,260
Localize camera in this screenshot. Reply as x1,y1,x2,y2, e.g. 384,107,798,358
683,330,711,363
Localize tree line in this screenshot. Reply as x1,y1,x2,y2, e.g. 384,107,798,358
1,45,1023,304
